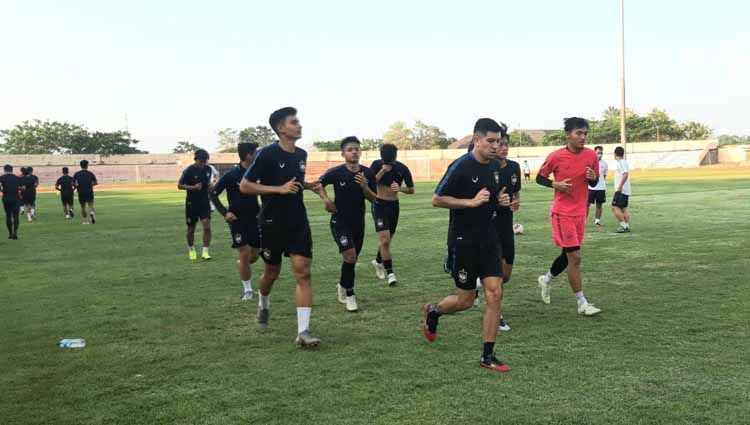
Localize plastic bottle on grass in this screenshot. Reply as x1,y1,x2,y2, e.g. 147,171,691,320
57,339,86,348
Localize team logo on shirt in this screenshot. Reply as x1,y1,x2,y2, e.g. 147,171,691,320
299,161,306,172
234,234,243,244
457,268,468,284
278,162,286,168
339,181,346,187
262,249,272,259
472,177,479,183
493,171,500,184
339,235,349,246
511,174,518,186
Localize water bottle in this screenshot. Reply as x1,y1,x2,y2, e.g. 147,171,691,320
57,338,86,348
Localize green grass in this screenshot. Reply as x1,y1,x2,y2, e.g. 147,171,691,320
2,173,749,425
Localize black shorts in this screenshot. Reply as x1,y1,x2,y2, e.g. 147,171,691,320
61,193,74,205
78,192,94,205
22,192,36,205
588,190,606,205
372,199,399,234
495,216,515,265
524,173,531,179
229,216,260,249
3,200,20,216
258,216,313,265
185,201,211,225
330,215,365,255
446,241,502,291
612,192,629,208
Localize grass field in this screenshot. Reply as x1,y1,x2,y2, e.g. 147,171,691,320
2,170,749,425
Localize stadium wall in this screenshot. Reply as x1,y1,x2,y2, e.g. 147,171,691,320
0,140,718,186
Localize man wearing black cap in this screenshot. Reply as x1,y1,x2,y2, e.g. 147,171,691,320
240,106,322,348
0,164,22,239
178,149,213,260
369,144,415,286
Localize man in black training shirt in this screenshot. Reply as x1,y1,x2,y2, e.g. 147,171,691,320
369,144,415,286
211,142,260,301
55,167,76,219
1,164,22,239
423,118,512,374
21,166,39,222
315,136,377,312
240,107,322,348
178,149,213,261
73,160,98,224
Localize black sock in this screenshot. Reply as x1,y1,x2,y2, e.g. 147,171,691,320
550,249,568,276
376,250,382,264
383,259,393,274
482,341,495,359
427,305,440,332
340,262,356,296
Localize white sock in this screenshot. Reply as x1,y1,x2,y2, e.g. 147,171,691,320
242,279,253,292
594,218,600,224
575,291,587,306
259,294,270,310
620,221,627,228
202,247,209,255
623,222,630,229
545,271,554,280
297,307,311,334
188,245,195,252
476,278,483,290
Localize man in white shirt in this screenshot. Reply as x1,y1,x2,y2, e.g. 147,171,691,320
611,146,631,233
587,146,608,226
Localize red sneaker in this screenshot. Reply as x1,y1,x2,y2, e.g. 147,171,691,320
480,355,512,373
422,304,437,342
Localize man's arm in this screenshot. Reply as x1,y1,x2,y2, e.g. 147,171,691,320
401,166,415,194
432,189,488,209
55,179,62,192
91,174,98,187
240,179,300,196
209,175,229,216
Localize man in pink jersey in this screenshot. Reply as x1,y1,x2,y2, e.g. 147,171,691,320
535,117,602,316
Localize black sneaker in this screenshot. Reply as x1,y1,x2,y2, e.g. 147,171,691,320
480,354,511,373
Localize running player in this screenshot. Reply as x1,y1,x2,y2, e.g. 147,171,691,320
239,107,322,348
21,166,39,221
423,118,513,374
369,144,415,286
611,146,632,233
178,149,213,260
55,167,76,219
210,142,261,300
587,145,608,226
535,117,602,315
315,136,377,312
73,160,98,224
1,165,22,239
523,160,531,181
18,167,27,215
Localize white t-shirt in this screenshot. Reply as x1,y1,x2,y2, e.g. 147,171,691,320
588,159,608,191
523,162,530,174
614,158,631,195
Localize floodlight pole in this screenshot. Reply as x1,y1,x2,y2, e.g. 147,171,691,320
619,0,627,150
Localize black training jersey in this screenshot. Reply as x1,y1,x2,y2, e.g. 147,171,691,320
496,159,522,217
243,142,308,222
0,174,22,202
73,170,97,195
434,153,502,245
370,160,414,188
56,175,76,196
22,175,39,194
179,164,212,205
320,164,376,223
210,164,259,218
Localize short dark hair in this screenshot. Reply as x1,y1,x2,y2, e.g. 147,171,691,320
3,164,12,172
194,149,209,161
80,160,89,168
340,136,361,151
21,167,28,175
614,146,625,157
380,144,398,164
237,142,258,161
62,167,69,174
564,117,589,132
473,118,504,136
269,107,297,135
27,166,33,173
594,145,603,152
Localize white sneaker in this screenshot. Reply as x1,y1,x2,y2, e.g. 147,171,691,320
473,293,480,307
578,302,602,316
345,295,358,312
498,318,511,332
372,260,386,279
241,291,254,301
336,284,346,304
538,274,551,305
387,273,398,286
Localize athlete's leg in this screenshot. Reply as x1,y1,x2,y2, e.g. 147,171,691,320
238,245,253,281
290,254,312,308
200,218,211,248
340,247,357,295
186,222,197,247
436,288,476,315
565,248,582,293
482,276,503,342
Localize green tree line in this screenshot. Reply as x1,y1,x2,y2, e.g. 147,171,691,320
0,120,146,154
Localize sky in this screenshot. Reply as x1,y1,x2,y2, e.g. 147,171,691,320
1,0,748,153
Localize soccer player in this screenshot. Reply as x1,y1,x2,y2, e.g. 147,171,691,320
422,118,513,374
21,166,39,221
74,160,98,224
18,167,27,215
178,149,213,260
369,144,415,286
523,160,531,181
315,136,377,312
535,117,602,315
1,165,22,239
210,142,261,300
587,145,608,226
55,167,76,219
239,107,322,348
611,146,632,233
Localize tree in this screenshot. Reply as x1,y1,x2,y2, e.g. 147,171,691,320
541,130,567,146
679,121,712,140
239,126,277,147
508,130,536,147
361,138,383,151
717,134,750,146
217,128,240,152
312,140,341,152
383,121,415,150
173,141,202,154
412,120,447,149
0,119,146,154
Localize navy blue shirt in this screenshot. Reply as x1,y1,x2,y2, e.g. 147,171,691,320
22,175,39,195
370,160,414,188
73,170,97,196
435,153,502,245
56,175,76,196
211,164,259,218
496,159,522,218
0,174,22,202
243,142,308,222
179,164,212,205
320,164,376,224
